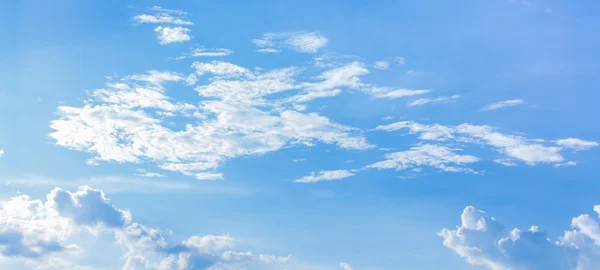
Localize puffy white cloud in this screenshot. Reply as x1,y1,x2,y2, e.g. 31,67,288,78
409,95,461,106
295,170,355,183
375,121,595,166
366,144,479,174
0,149,4,157
482,99,525,111
440,205,600,270
373,60,390,70
556,138,599,151
154,26,192,45
340,262,354,270
0,187,334,269
253,32,328,53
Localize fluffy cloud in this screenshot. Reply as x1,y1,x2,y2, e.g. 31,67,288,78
253,32,328,53
366,144,479,174
154,26,192,45
0,149,3,157
440,205,600,270
375,121,596,166
340,262,354,270
482,99,525,111
556,138,599,151
50,63,374,180
295,170,355,183
0,187,333,269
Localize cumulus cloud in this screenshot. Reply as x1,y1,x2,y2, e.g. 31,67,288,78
295,170,355,183
440,205,600,270
253,32,328,53
154,26,192,45
375,121,595,166
482,99,525,111
409,95,461,106
366,144,479,174
0,187,331,270
340,262,354,270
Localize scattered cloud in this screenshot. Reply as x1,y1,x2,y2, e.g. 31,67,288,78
175,46,233,60
0,149,4,157
409,95,461,106
257,48,281,53
133,6,193,25
366,144,479,174
154,26,192,45
382,116,393,121
292,158,307,163
375,121,596,166
482,99,525,111
373,60,390,70
556,138,599,151
440,205,600,270
553,161,577,167
134,169,166,178
50,63,373,180
295,170,355,183
394,57,406,65
253,32,328,53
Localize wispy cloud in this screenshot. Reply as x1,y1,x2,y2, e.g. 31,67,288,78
409,95,461,106
253,32,328,53
482,99,525,111
175,46,233,60
373,60,390,70
295,170,355,183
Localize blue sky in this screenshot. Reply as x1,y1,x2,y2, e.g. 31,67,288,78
2,0,600,269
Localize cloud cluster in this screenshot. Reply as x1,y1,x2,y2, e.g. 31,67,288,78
0,187,330,270
440,205,600,270
253,32,328,53
375,121,597,166
133,6,193,45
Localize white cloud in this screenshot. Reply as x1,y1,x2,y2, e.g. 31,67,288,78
409,95,461,106
0,186,334,269
340,262,354,270
295,170,355,183
175,46,233,59
0,149,4,157
50,65,372,180
482,99,525,111
133,6,193,25
394,57,406,65
373,60,390,70
134,169,166,178
292,158,307,163
253,32,328,53
192,60,250,76
366,144,479,174
553,161,577,167
439,205,600,270
375,121,595,166
154,26,192,45
257,48,281,53
556,138,599,151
